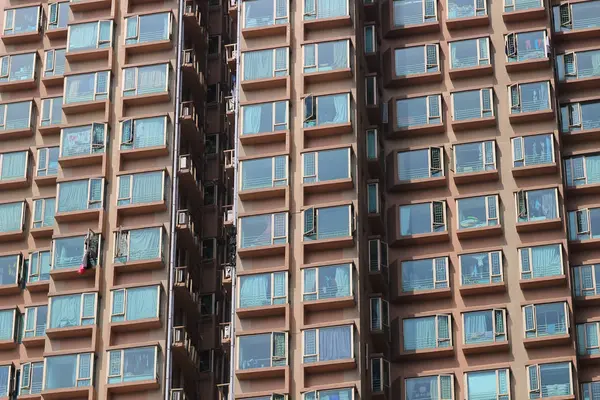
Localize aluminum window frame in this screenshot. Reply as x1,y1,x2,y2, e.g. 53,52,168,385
58,123,107,158
106,346,158,384
122,63,170,97
461,309,506,344
3,6,41,35
527,362,573,398
522,302,570,338
32,197,54,229
459,250,503,286
120,115,168,149
237,271,288,308
47,292,98,328
302,39,351,73
23,305,47,338
110,285,161,322
113,226,163,263
124,12,172,45
515,187,559,223
464,369,511,400
236,332,289,369
67,20,114,52
0,52,37,81
41,97,62,127
301,263,353,301
238,155,289,190
43,48,66,77
518,244,564,279
302,324,354,363
116,170,166,206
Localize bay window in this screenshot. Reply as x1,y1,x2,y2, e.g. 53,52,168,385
0,100,33,131
568,207,600,241
527,362,573,398
303,204,353,241
20,361,43,395
508,81,551,114
240,155,288,190
239,272,287,308
41,97,63,127
113,227,164,264
449,37,489,69
577,321,600,356
564,153,600,187
117,171,166,206
447,0,487,19
23,305,47,338
37,147,59,177
0,202,25,233
523,302,569,338
394,44,439,77
242,48,288,81
399,201,447,236
451,88,493,121
403,315,451,351
453,141,496,174
457,195,499,230
573,264,600,297
303,93,351,128
512,134,554,167
519,244,563,280
239,212,288,248
0,151,27,181
108,346,158,383
405,375,454,400
47,2,69,31
0,52,36,83
123,63,169,97
393,0,437,28
241,101,288,136
465,369,510,400
462,309,506,344
44,49,65,77
238,333,287,369
558,49,600,81
553,1,600,33
60,123,107,158
67,20,113,52
561,100,600,133
32,198,55,229
44,353,93,390
303,0,349,20
120,116,167,150
505,30,547,63
111,285,160,322
460,251,503,286
64,71,110,104
504,0,541,12
243,0,288,28
125,12,171,45
3,6,41,36
401,257,448,293
303,325,353,363
52,233,101,270
397,147,443,181
396,95,441,129
303,40,350,74
516,188,559,223
303,263,351,301
28,250,51,283
57,178,104,213
302,148,350,183
49,292,97,329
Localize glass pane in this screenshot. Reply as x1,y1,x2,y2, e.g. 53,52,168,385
315,40,348,72
61,125,93,157
539,363,571,397
461,252,492,286
125,116,166,150
240,214,272,248
57,180,88,212
136,13,169,44
450,39,478,69
242,103,273,135
4,101,31,130
523,189,557,223
0,255,18,285
395,46,426,76
406,376,439,400
527,244,562,278
49,294,82,328
458,196,493,229
398,149,431,180
131,171,163,204
464,310,494,344
0,310,13,340
241,158,273,190
400,203,433,235
126,286,159,321
238,333,271,369
516,82,550,114
396,97,428,128
453,90,482,121
313,0,347,19
509,31,545,63
128,227,161,261
394,0,427,27
467,370,498,399
68,22,100,52
0,202,22,232
244,0,275,27
133,64,168,96
402,259,435,292
531,303,567,338
314,205,350,239
11,7,39,34
53,236,84,270
122,347,156,382
403,317,436,350
65,73,96,104
448,0,483,18
45,354,78,389
522,134,553,166
239,273,271,308
317,148,349,181
243,49,274,81
318,326,352,361
317,264,350,299
455,142,487,173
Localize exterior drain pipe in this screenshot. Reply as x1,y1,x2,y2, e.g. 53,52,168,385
165,0,185,398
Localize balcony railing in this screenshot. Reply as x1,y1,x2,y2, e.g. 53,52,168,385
173,326,199,367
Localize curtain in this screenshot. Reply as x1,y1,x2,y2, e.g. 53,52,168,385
138,65,167,95
464,311,492,344
6,101,30,130
68,23,98,51
240,274,270,307
239,334,271,369
129,228,161,261
45,355,77,389
242,158,272,190
587,155,600,184
55,237,84,270
61,126,91,157
58,180,88,212
1,151,26,180
139,13,169,42
0,202,22,233
317,0,346,18
134,116,165,148
532,245,561,277
330,41,348,69
133,171,163,203
0,255,17,285
66,75,96,103
400,206,412,235
332,94,349,124
335,265,350,297
0,366,8,396
587,323,600,354
126,286,158,320
243,50,273,81
406,377,437,400
273,272,286,304
123,347,155,382
50,295,81,328
404,317,434,350
241,215,271,248
242,104,264,135
43,198,55,227
318,326,351,361
0,310,12,340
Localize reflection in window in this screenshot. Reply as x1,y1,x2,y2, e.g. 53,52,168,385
457,195,498,230
519,244,563,280
240,213,288,248
452,88,493,121
244,0,288,28
454,141,495,174
0,53,35,82
0,255,19,286
304,40,349,73
393,0,437,27
398,148,443,181
524,302,568,338
396,95,441,128
242,101,287,135
460,251,502,287
303,264,351,301
41,97,63,126
506,31,546,63
449,38,489,69
516,188,558,223
447,0,487,19
405,375,453,400
400,202,446,236
512,134,553,168
303,148,350,183
401,257,448,293
509,81,550,114
394,44,438,76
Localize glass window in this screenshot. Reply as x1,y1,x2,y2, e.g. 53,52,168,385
303,325,352,362
3,6,40,35
396,95,441,129
557,49,600,81
452,88,493,121
512,134,554,168
107,346,157,383
366,75,377,106
465,369,510,400
67,20,113,52
0,255,19,286
244,0,288,27
303,205,352,241
564,153,600,187
509,81,550,114
393,0,437,27
0,53,35,82
569,207,600,241
123,63,169,97
449,38,489,69
516,188,559,223
371,359,390,393
303,264,351,301
0,101,32,131
369,239,388,274
57,178,104,212
239,333,287,369
527,362,572,398
394,44,439,77
519,244,563,280
48,2,69,30
20,361,44,395
0,151,27,181
401,257,448,293
41,97,63,126
303,0,349,20
364,25,376,54
303,93,350,128
405,375,453,400
403,315,451,351
0,309,16,341
242,48,288,81
397,148,443,181
366,129,378,160
64,71,110,104
561,100,600,133
504,0,541,12
303,148,350,183
582,381,600,399
117,171,165,206
0,202,24,233
239,213,288,248
24,305,47,338
241,101,288,135
305,388,353,400
241,156,288,190
454,141,496,174
125,12,170,44
120,116,167,151
400,201,446,236
370,297,389,331
506,31,546,63
573,264,600,297
49,293,97,328
577,322,600,356
44,49,66,77
37,147,59,177
53,234,100,270
0,366,13,397
60,123,106,158
32,198,55,229
463,309,506,344
28,251,51,283
524,302,568,338
457,195,499,230
303,40,349,73
460,251,503,286
114,227,162,263
367,182,379,213
553,1,600,32
448,0,486,19
111,286,159,322
239,272,287,308
44,353,93,389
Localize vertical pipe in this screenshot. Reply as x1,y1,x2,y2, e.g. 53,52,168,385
165,0,185,398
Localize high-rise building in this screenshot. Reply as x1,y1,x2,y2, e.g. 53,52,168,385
0,0,234,398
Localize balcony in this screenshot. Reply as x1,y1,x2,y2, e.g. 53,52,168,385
511,134,557,177
238,212,288,258
503,0,544,22
303,325,355,374
451,88,496,131
389,148,446,191
397,315,454,359
383,0,440,37
122,63,170,106
446,0,489,29
519,244,566,289
225,44,237,72
116,170,167,216
173,267,201,319
0,201,26,242
508,81,554,123
113,226,165,273
124,12,173,54
182,49,204,96
303,205,354,251
241,48,289,91
388,95,444,138
63,71,110,115
242,0,288,38
119,115,169,160
0,52,37,91
523,302,571,348
1,6,42,44
106,345,160,393
58,123,106,167
552,1,600,40
176,210,200,255
303,40,352,84
0,100,34,141
110,285,161,333
239,155,288,200
172,326,200,379
50,233,101,280
183,0,205,38
505,30,550,72
237,332,288,380
462,309,509,354
178,154,203,203
240,100,289,145
303,0,351,30
389,202,449,246
515,188,561,233
384,45,441,87
66,21,113,62
453,140,498,184
180,102,204,154
303,93,352,137
395,257,451,302
459,251,506,296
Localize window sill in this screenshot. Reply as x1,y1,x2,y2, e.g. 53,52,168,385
516,218,562,233
65,47,110,63
34,174,57,187
68,0,112,12
303,121,353,138
240,76,288,91
303,358,356,374
566,182,600,195
63,99,109,115
0,340,16,351
110,317,161,334
520,274,567,290
462,340,509,355
41,75,63,88
447,14,488,30
453,170,498,185
22,336,45,348
236,365,287,380
125,39,172,55
0,78,36,92
305,68,353,85
505,57,550,73
54,208,102,223
449,64,493,79
562,127,600,142
303,15,352,31
575,294,600,306
391,231,449,247
523,333,571,349
117,200,167,217
239,186,288,201
46,325,95,339
106,379,160,394
385,21,440,38
0,31,40,45
579,353,600,365
239,130,288,146
303,178,353,194
119,145,169,161
397,346,454,360
459,282,506,296
0,176,29,190
30,226,54,239
113,257,165,274
0,229,25,243
39,124,63,136
46,27,68,40
0,125,33,141
512,162,557,177
388,122,445,138
26,280,50,293
122,91,171,107
237,303,287,319
385,70,441,88
0,283,20,295
394,287,452,303
303,295,355,312
502,6,545,23
560,75,600,91
237,243,287,259
50,265,97,281
303,235,354,251
388,176,446,192
242,23,288,39
58,152,105,168
554,26,600,41
451,116,496,131
456,224,502,240
509,108,554,124
569,237,600,251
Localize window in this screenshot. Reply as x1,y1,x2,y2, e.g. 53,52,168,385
396,95,441,129
117,171,166,206
203,182,216,206
457,195,499,230
506,31,547,63
52,233,101,270
558,49,600,81
505,0,541,12
403,315,451,351
111,285,160,322
44,353,94,390
303,263,351,301
452,88,493,121
243,0,288,28
242,48,288,81
0,254,22,286
568,207,600,241
0,151,28,182
524,302,569,338
44,49,65,77
367,182,379,213
448,0,487,19
465,369,510,400
400,201,447,236
67,20,113,52
304,388,353,400
303,0,349,20
201,238,215,261
303,148,350,183
397,147,443,181
125,12,171,45
107,346,158,383
393,0,437,27
460,251,503,286
519,244,563,280
241,101,288,135
366,75,377,106
23,305,47,338
0,202,25,233
37,147,59,177
239,272,287,308
123,63,169,97
577,321,600,356
508,81,551,114
57,178,104,213
32,198,55,229
406,375,454,400
303,325,353,362
364,24,376,54
304,93,350,130
238,332,287,369
582,381,600,399
0,101,33,131
561,100,600,133
114,227,163,263
0,309,19,342
553,1,600,32
512,134,554,168
49,292,97,329
366,129,378,160
48,2,69,30
516,188,559,223
394,44,439,77
303,40,350,74
28,251,51,284
370,297,389,331
0,53,36,83
371,359,390,393
453,141,495,174
41,97,63,126
64,71,110,104
573,264,600,297
303,204,353,241
0,365,14,397
3,6,41,35
564,153,600,187
527,362,573,398
240,156,288,190
120,116,167,151
449,38,489,69
20,361,43,395
369,239,388,274
401,257,448,293
239,213,288,248
462,309,506,344
60,123,107,158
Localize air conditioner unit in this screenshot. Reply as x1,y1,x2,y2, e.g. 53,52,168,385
222,324,231,340
179,156,189,170
224,265,232,279
177,210,189,225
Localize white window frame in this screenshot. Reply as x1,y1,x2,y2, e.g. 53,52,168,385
23,305,46,338
238,271,288,308
236,332,288,369
301,147,352,183
449,37,490,69
116,170,166,206
523,302,570,338
0,151,28,181
20,361,43,395
28,250,51,283
240,101,289,134
41,97,62,127
399,147,444,180
402,257,449,291
303,40,350,73
32,198,54,229
366,128,379,160
304,93,351,126
302,325,354,363
579,322,600,355
303,0,349,19
56,178,105,211
106,346,158,384
238,155,289,190
50,232,102,271
125,12,172,44
456,195,499,230
464,369,510,400
527,362,573,398
67,20,114,52
461,309,506,344
573,264,599,296
301,263,353,301
405,375,454,400
0,52,37,81
114,226,163,263
0,101,33,132
48,292,98,327
122,63,169,97
515,188,559,223
447,0,486,17
459,251,503,286
511,134,555,168
3,6,41,35
453,140,496,173
43,353,95,389
505,30,548,61
450,88,493,121
370,297,389,331
59,123,107,158
63,71,111,103
43,48,65,77
110,285,161,322
120,116,168,149
369,239,388,274
242,0,289,28
519,244,564,280
508,81,551,113
303,204,354,240
47,2,68,30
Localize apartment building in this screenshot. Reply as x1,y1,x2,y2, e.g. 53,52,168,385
0,0,234,399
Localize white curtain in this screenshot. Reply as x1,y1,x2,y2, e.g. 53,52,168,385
61,126,90,157
132,171,163,203
316,0,346,18
68,23,98,51
335,265,350,297
0,310,12,340
404,317,434,350
134,117,165,148
532,245,561,278
464,311,491,343
126,286,158,320
1,151,26,180
129,228,161,261
318,326,351,361
240,274,270,308
138,65,167,95
587,155,600,184
58,180,88,212
50,295,81,328
242,104,264,135
0,202,22,232
243,50,273,81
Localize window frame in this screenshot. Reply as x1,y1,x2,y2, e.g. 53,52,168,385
461,309,506,344
67,20,114,52
370,297,389,331
303,204,354,240
239,155,289,190
518,244,564,280
59,123,107,158
43,353,94,390
527,362,573,398
523,302,570,338
368,239,388,274
242,0,289,28
43,48,65,77
508,81,551,113
450,88,494,121
28,250,51,283
236,332,289,369
106,346,158,384
367,181,379,214
404,374,454,400
3,6,41,35
578,321,600,355
20,361,44,395
120,115,168,149
464,368,510,400
116,170,166,206
238,271,288,308
511,134,555,168
303,92,351,126
56,178,105,212
515,187,559,223
452,140,496,173
459,250,503,286
303,39,350,74
364,24,377,54
124,12,172,45
23,305,47,338
50,232,102,271
32,197,55,229
370,358,390,393
41,97,62,127
0,151,29,181
113,226,163,263
63,71,111,103
47,292,98,328
110,285,161,322
0,52,37,82
122,63,170,97
505,30,548,62
47,2,68,30
301,147,352,183
449,37,490,69
401,256,449,292
301,263,353,301
398,146,444,181
302,324,354,363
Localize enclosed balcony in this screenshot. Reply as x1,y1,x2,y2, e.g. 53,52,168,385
56,178,104,222
0,52,37,91
508,81,553,123
446,0,489,29
63,71,110,114
46,1,69,39
399,315,453,359
303,40,352,83
404,375,454,400
577,322,600,362
303,0,351,30
124,12,172,54
303,204,354,250
0,100,34,140
519,244,566,289
237,332,288,379
505,30,549,72
462,309,508,354
503,0,544,21
26,250,51,292
31,197,55,238
523,302,571,348
225,43,237,71
58,123,106,167
42,48,66,87
391,147,445,190
450,88,495,130
459,250,505,295
119,116,169,160
457,195,501,239
0,201,25,242
303,93,352,137
392,201,448,245
42,352,94,399
385,0,439,37
116,170,167,216
567,206,600,249
398,257,450,301
110,285,161,333
22,305,47,348
511,134,556,176
40,96,64,136
238,212,288,258
465,369,511,400
240,100,288,145
557,49,600,89
574,264,600,303
107,345,160,393
553,1,600,39
66,20,113,62
239,155,288,200
50,233,101,279
113,226,166,273
561,100,600,140
242,0,288,37
0,308,19,349
389,95,444,137
453,140,497,184
47,292,97,338
122,63,170,106
385,44,440,87
241,47,289,91
0,254,24,295
515,188,561,232
448,37,492,78
303,263,353,310
527,362,574,399
1,6,42,44
303,324,355,373
302,148,351,192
